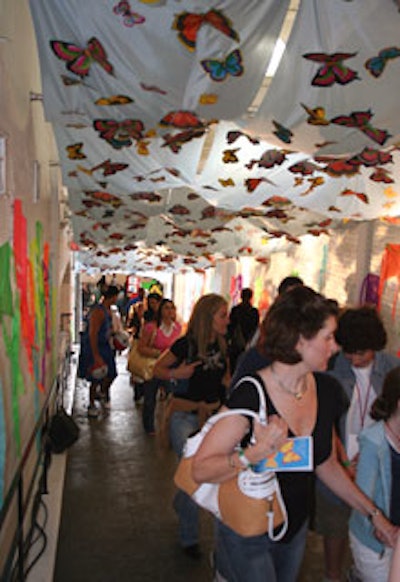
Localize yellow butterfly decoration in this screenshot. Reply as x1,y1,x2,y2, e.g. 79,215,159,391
301,103,330,126
66,143,86,160
384,186,398,199
136,140,151,155
199,93,218,105
95,95,133,106
222,148,240,163
219,178,235,187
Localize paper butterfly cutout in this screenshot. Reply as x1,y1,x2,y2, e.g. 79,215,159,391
95,95,133,106
218,178,235,187
84,190,124,206
173,9,239,51
222,149,240,163
299,177,325,196
351,147,393,167
113,1,145,26
160,111,204,128
245,178,275,193
161,127,206,153
301,103,330,126
199,93,218,105
226,130,259,145
66,143,86,160
140,82,167,95
341,189,369,204
201,49,243,82
331,110,391,146
61,74,94,89
288,161,319,176
369,168,393,183
246,149,287,170
303,52,358,86
272,120,293,144
93,119,145,149
50,37,113,77
365,46,400,78
92,160,129,176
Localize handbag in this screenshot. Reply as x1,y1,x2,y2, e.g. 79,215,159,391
127,339,157,382
47,407,80,454
173,376,288,540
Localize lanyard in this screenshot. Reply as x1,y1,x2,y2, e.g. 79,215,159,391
355,381,372,429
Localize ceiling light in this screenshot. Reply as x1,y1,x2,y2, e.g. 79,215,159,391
265,38,286,77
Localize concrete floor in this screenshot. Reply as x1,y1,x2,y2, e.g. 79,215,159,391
52,353,349,582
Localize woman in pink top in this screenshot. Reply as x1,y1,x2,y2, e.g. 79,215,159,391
138,299,182,434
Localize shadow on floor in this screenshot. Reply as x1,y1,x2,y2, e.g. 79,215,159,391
54,353,348,581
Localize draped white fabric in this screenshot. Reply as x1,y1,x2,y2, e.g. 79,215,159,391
29,0,400,272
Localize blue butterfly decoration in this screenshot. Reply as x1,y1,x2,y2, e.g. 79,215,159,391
201,49,243,82
272,120,293,144
365,46,400,78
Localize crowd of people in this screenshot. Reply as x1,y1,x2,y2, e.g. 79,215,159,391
77,273,400,581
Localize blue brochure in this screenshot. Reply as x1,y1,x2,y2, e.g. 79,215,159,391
252,436,313,473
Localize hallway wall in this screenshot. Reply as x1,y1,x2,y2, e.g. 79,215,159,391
0,0,74,572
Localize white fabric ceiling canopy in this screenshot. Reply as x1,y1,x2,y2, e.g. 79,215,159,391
29,0,400,273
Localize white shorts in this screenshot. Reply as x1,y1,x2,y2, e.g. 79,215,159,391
349,531,392,582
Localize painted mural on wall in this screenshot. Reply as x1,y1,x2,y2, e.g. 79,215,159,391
0,199,56,508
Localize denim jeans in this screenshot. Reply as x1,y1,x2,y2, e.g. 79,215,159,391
170,411,200,547
215,519,308,582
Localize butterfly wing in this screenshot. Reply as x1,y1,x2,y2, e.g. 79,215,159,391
173,12,203,51
311,65,337,87
50,40,83,62
202,50,242,82
50,40,91,77
225,49,243,77
272,120,292,144
331,63,358,85
123,12,146,27
365,55,386,78
87,38,114,75
204,9,240,42
201,58,227,82
66,143,86,160
331,114,355,128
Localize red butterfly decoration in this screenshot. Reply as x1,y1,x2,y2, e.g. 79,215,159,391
340,189,369,204
331,110,391,146
161,127,206,153
93,159,129,176
245,177,276,192
50,37,113,77
369,167,394,183
173,9,239,51
159,111,204,128
288,161,319,176
303,52,358,86
350,147,393,168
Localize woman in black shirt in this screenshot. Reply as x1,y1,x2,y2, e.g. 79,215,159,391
153,293,230,559
192,286,397,581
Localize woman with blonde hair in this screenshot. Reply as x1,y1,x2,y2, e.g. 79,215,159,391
154,293,230,559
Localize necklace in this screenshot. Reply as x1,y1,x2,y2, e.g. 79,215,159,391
386,421,400,444
270,366,307,400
